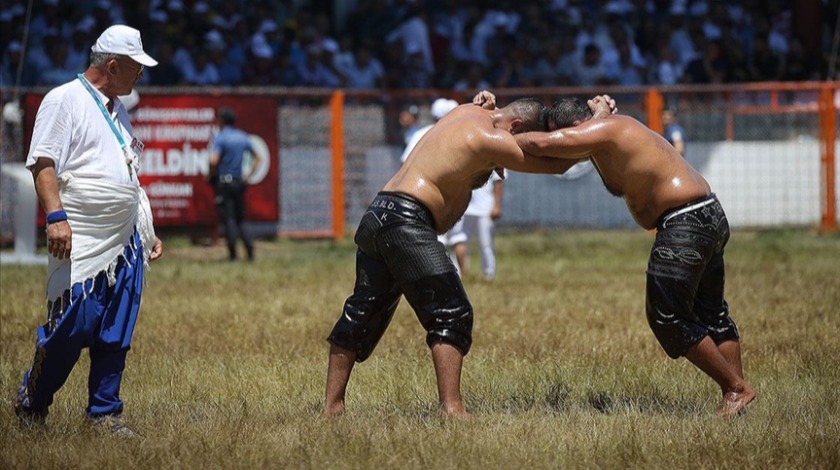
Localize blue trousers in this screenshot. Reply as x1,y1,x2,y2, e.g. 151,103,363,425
17,232,144,418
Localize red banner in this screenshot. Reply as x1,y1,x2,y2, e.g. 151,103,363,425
133,95,278,225
23,93,279,226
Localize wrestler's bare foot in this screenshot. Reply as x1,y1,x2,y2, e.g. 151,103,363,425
715,385,756,417
439,403,471,420
323,401,346,418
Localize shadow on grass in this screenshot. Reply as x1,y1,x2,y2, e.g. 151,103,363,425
463,382,704,417
586,389,704,416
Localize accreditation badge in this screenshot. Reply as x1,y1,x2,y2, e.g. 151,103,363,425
126,137,144,176
130,137,145,156
123,138,143,178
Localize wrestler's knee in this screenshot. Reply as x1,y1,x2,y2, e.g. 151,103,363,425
416,289,474,354
646,306,708,359
327,295,399,363
707,319,740,346
648,324,689,359
645,275,701,358
399,271,474,354
694,301,740,345
425,315,473,356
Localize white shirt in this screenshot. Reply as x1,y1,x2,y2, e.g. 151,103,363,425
465,170,504,217
400,124,433,162
386,17,434,73
26,78,138,187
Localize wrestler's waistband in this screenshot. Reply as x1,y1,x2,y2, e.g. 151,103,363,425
369,191,436,226
656,193,718,228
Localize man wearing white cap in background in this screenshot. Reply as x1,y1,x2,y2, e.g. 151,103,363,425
399,98,459,247
404,99,506,281
399,97,459,163
14,25,162,437
400,98,505,280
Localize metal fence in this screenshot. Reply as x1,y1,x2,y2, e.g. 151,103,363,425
1,82,837,247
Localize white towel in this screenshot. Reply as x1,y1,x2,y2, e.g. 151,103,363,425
46,173,156,302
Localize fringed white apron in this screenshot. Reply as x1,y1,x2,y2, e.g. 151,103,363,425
46,172,155,303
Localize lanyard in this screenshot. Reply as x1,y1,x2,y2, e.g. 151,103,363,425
77,73,127,150
77,73,137,180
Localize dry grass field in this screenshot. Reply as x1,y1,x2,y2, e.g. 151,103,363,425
1,229,839,469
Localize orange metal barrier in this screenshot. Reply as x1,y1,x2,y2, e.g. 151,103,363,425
819,86,837,232
330,90,346,241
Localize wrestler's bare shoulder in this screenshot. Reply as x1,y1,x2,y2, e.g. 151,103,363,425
592,115,663,152
428,107,494,148
587,114,644,136
615,114,661,137
604,114,642,125
447,103,487,118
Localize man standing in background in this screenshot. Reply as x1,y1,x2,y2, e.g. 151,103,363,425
209,107,262,262
15,25,163,436
400,97,459,163
663,106,686,156
446,170,505,281
398,104,421,146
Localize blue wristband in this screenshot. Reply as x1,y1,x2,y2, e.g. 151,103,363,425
46,210,68,224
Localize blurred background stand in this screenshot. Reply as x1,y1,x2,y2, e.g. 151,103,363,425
0,162,46,265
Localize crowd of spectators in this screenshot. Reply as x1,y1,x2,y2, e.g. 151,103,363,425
0,0,835,91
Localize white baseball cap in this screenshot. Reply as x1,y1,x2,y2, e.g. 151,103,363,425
431,98,459,120
91,25,158,67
